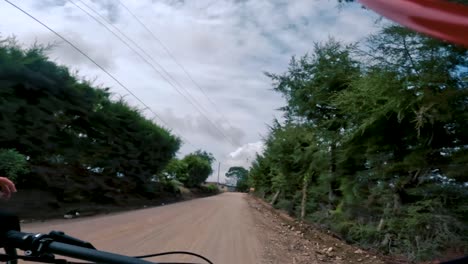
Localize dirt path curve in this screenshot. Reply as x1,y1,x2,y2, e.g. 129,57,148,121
22,193,262,264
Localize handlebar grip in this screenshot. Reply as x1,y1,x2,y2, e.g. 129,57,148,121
4,230,154,264
5,231,34,250
47,241,153,264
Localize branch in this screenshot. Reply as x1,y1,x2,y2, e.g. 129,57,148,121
402,36,420,76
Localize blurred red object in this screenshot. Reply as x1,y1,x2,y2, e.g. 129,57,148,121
360,0,468,47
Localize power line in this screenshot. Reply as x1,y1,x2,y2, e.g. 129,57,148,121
116,0,238,137
118,0,238,133
71,0,238,147
73,0,237,148
2,0,197,150
74,0,214,120
73,0,220,133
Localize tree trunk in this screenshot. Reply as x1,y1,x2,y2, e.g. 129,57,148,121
378,202,390,232
377,218,385,231
300,174,310,220
393,193,402,214
366,193,376,207
271,190,281,205
328,183,334,208
328,141,337,209
381,233,392,247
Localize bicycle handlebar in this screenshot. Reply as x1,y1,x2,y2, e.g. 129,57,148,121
48,241,152,264
1,211,212,264
5,230,154,264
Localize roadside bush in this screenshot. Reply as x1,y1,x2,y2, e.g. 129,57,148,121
164,179,183,194
382,206,467,261
274,198,294,213
200,184,219,194
253,186,269,199
0,40,181,195
140,184,159,199
0,149,29,181
331,219,380,247
236,178,250,192
308,199,468,261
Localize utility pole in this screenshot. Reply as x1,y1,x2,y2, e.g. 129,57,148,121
217,161,221,186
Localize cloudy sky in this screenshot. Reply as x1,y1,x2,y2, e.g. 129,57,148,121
0,0,380,183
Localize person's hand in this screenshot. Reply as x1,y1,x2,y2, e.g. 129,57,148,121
0,177,17,200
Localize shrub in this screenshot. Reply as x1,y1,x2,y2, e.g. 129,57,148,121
200,184,219,194
164,179,183,194
309,198,468,261
0,149,29,181
274,198,294,213
383,204,467,261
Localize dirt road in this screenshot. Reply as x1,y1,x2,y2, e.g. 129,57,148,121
21,193,385,264
23,193,262,264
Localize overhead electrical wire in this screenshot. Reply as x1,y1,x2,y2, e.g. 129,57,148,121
116,0,239,138
2,0,198,150
74,0,217,128
72,0,231,146
70,0,239,148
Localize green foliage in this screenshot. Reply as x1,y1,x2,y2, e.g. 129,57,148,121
0,38,181,196
193,150,216,163
274,198,293,212
253,27,468,261
236,177,250,192
0,149,29,181
226,166,250,192
200,183,219,194
165,150,215,188
266,38,360,128
164,179,183,194
183,153,213,188
162,159,188,181
226,166,248,179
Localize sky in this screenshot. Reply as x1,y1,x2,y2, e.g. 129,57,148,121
0,0,380,183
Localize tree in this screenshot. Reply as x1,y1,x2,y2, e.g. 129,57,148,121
0,38,181,199
249,154,272,198
0,149,29,182
225,166,248,180
252,25,468,261
173,151,215,188
225,166,249,192
194,150,216,163
266,39,360,208
333,25,468,260
161,159,187,181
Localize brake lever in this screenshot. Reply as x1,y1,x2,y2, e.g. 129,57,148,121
0,254,14,262
0,253,67,264
48,231,96,250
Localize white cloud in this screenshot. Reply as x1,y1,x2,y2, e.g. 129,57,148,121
229,141,265,160
0,0,379,175
207,141,264,184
